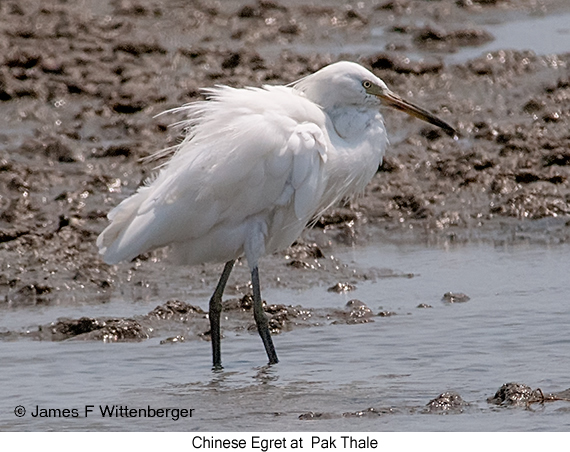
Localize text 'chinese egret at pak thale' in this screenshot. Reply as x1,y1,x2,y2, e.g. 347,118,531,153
97,61,456,368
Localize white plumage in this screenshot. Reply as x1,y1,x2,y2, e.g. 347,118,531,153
97,61,455,368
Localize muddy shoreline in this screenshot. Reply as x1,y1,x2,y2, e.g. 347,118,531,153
1,0,570,313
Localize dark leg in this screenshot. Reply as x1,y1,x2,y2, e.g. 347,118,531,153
209,260,235,369
251,266,279,365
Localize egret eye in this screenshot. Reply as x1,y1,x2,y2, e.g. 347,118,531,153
362,80,373,89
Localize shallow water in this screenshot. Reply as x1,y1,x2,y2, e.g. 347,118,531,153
264,11,570,64
444,12,570,63
2,241,569,431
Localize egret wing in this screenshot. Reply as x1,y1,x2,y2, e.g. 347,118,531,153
289,123,328,221
98,86,329,264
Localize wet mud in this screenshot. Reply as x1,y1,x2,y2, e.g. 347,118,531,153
1,1,570,428
298,383,570,421
2,295,393,342
1,0,569,312
0,0,569,306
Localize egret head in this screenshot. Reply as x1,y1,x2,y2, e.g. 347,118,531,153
294,61,456,137
361,77,457,137
293,61,385,109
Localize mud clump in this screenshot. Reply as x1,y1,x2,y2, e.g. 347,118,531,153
412,25,494,52
297,384,570,422
49,317,150,342
160,335,186,344
298,411,339,420
344,299,375,324
487,382,545,407
328,282,357,293
29,300,207,342
17,296,398,343
148,299,205,321
442,292,470,303
343,407,398,417
424,391,469,414
224,295,317,334
368,53,443,75
487,382,570,408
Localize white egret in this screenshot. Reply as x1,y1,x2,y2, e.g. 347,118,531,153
97,61,456,368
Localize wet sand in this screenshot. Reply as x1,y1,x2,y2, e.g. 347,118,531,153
1,0,570,431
